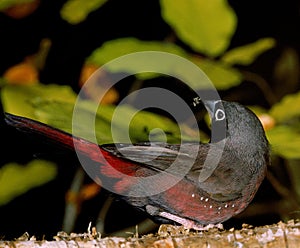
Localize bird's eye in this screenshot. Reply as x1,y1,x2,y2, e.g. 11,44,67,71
215,109,225,121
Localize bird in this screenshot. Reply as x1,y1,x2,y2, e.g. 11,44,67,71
4,98,270,230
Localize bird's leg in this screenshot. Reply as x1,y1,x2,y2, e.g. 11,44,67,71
146,205,223,231
158,211,204,230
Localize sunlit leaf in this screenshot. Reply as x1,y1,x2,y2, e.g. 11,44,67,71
87,38,188,63
267,126,300,159
0,0,34,10
191,57,242,90
1,84,198,145
160,0,237,57
60,0,107,24
221,38,276,65
269,91,300,123
38,100,199,144
1,84,77,120
30,100,76,134
0,160,57,205
87,37,242,89
97,104,187,143
86,37,188,80
81,102,197,144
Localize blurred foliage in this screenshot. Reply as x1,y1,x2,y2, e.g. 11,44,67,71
190,59,242,90
86,37,243,89
60,0,107,24
160,0,237,57
1,84,76,119
0,0,35,10
221,38,276,66
0,0,299,237
267,126,300,159
0,0,39,19
270,91,300,124
273,48,299,93
3,62,39,85
1,84,199,144
0,159,57,205
265,91,300,159
86,38,188,80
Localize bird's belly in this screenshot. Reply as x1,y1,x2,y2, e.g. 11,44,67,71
160,180,250,224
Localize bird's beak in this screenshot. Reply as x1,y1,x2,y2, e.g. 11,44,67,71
204,100,216,118
193,98,226,142
192,97,219,118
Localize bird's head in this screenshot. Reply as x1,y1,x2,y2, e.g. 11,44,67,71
194,98,269,155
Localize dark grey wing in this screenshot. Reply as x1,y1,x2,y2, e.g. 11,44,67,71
101,142,201,174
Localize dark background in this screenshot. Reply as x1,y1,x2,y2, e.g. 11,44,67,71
0,0,299,240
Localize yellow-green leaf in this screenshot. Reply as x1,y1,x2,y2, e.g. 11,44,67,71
1,83,77,121
267,126,300,159
221,38,276,65
98,104,185,143
0,160,57,205
60,0,107,24
87,38,188,63
87,37,242,89
86,37,189,80
191,57,242,90
1,83,197,145
80,102,198,144
269,91,300,123
160,0,237,57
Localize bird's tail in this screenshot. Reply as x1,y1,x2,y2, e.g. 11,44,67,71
4,113,110,163
4,113,139,191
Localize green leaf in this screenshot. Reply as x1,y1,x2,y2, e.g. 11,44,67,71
60,0,107,24
1,84,77,121
267,126,300,159
221,38,276,65
191,57,242,90
269,91,300,123
0,84,110,142
78,102,198,144
1,84,198,144
98,104,187,143
87,38,188,63
87,37,189,80
160,0,237,57
0,0,34,10
0,160,57,205
30,99,76,134
87,37,242,89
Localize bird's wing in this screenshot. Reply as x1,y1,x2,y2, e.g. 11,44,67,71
101,142,198,173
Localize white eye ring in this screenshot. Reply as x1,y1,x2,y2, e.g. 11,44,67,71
215,109,225,121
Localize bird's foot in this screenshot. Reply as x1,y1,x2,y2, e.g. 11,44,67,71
158,211,223,231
